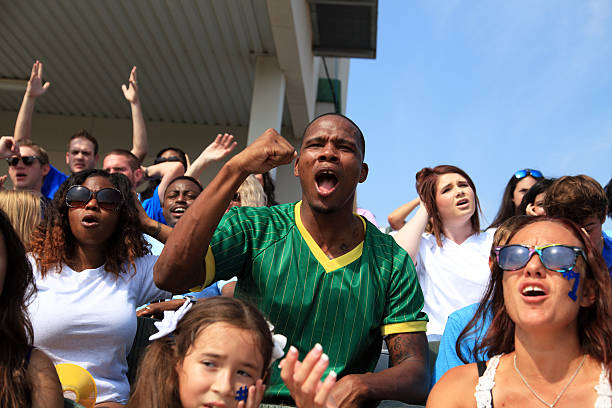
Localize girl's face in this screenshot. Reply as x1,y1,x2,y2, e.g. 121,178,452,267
67,176,120,248
501,221,594,332
434,173,475,225
512,176,537,209
526,192,547,216
176,322,265,408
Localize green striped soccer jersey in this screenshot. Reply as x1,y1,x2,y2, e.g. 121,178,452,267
196,201,427,399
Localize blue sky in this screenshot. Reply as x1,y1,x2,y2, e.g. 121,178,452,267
347,1,612,231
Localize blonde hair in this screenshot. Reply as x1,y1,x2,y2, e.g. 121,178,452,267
238,175,267,207
0,190,42,248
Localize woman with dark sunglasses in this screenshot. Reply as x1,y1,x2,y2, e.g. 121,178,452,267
489,169,544,228
394,165,494,338
427,216,612,407
27,169,172,407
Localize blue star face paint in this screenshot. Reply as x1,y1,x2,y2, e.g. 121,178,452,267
495,244,587,302
235,386,248,402
562,268,580,301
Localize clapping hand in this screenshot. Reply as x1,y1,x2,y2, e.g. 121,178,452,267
280,345,338,408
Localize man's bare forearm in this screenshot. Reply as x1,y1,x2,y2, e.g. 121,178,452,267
15,95,36,144
361,332,429,404
130,100,148,162
154,159,248,292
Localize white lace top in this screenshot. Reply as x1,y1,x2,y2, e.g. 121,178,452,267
474,354,612,408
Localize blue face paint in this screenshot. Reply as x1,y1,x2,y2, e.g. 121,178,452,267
561,268,580,301
235,386,248,402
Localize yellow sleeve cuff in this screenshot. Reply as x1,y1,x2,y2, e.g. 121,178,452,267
381,321,427,336
189,246,216,292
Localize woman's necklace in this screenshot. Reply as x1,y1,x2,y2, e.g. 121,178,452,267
513,353,587,408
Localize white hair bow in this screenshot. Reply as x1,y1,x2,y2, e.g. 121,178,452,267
268,322,287,367
149,299,192,341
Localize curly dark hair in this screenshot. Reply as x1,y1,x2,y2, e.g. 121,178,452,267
29,169,150,278
0,209,36,407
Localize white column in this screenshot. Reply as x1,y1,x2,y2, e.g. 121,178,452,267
247,56,286,145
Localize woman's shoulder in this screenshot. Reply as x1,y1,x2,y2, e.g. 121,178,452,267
427,363,479,408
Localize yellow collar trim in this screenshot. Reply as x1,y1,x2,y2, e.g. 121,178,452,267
294,201,365,273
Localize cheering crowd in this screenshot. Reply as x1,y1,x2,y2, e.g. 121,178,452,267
1,61,612,408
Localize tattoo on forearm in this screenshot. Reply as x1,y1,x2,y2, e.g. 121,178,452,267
388,333,426,366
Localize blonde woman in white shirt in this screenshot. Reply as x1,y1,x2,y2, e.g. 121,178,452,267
395,165,494,338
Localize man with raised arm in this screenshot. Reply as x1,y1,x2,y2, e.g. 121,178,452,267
155,113,430,406
13,61,149,198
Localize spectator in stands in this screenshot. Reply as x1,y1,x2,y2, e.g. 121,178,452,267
6,142,49,196
226,174,266,212
428,216,612,407
155,114,430,405
544,175,612,275
136,134,236,224
0,190,42,248
27,169,174,406
14,61,149,198
489,169,544,228
154,146,188,171
516,177,554,216
255,171,279,206
137,174,265,317
0,208,63,408
432,216,525,385
102,149,182,223
129,297,274,408
161,176,203,228
394,165,494,338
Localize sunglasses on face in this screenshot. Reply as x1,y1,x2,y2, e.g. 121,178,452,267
65,185,123,211
6,156,41,166
495,244,586,273
514,168,543,179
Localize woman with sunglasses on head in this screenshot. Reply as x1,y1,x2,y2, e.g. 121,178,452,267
427,216,612,407
394,165,494,338
27,169,173,407
489,169,544,229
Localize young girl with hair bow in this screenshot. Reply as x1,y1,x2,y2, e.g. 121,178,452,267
129,297,287,408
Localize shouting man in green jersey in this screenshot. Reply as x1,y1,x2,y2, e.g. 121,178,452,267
155,113,430,406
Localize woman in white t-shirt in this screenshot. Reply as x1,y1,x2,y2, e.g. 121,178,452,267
27,169,172,407
395,165,494,338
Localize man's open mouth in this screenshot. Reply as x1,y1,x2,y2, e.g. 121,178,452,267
315,170,338,196
171,206,186,217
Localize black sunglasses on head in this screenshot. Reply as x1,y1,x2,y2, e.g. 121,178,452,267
153,156,183,165
65,185,123,211
6,156,41,166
